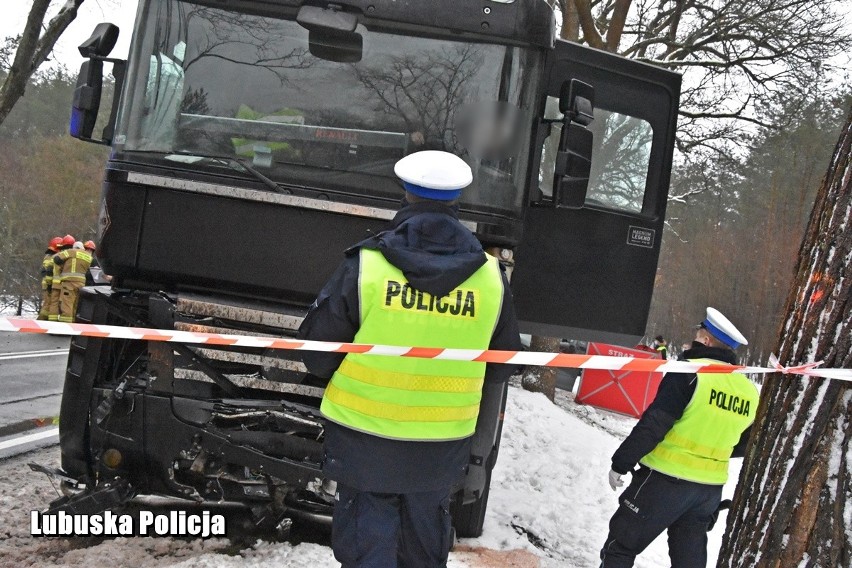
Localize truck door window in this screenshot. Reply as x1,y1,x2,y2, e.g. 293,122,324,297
539,98,653,214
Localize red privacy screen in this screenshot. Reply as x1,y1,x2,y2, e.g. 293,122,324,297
575,342,664,418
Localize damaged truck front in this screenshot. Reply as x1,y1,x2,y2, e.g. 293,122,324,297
40,0,681,538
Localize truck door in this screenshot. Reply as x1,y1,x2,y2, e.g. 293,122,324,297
512,41,681,345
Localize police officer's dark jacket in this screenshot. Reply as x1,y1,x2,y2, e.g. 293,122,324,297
298,199,522,493
611,343,751,476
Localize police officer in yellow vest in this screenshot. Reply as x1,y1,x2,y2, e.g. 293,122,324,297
600,308,759,568
298,150,521,568
54,241,93,323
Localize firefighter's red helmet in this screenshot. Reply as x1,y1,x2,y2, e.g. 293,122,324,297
84,240,96,251
61,234,76,247
48,237,63,251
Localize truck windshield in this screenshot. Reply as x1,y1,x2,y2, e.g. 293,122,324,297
116,0,542,217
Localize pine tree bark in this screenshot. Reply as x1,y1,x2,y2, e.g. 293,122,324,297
521,335,558,401
718,106,852,567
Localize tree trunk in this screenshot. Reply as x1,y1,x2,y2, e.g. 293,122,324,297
718,106,852,567
521,335,558,401
0,0,84,127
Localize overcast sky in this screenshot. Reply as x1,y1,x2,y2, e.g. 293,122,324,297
2,0,139,69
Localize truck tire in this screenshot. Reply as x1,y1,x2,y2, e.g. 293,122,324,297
450,466,493,538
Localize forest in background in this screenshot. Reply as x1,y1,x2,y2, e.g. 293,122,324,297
0,65,109,313
0,62,850,366
648,89,852,362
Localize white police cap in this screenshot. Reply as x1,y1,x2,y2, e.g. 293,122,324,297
702,307,748,349
394,150,473,201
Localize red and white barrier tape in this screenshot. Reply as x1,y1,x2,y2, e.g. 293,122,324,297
1,317,850,382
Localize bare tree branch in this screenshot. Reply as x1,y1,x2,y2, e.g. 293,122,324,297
0,0,84,127
572,0,606,49
562,0,852,155
605,0,634,51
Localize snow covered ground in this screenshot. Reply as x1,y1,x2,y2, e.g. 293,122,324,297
0,297,38,317
0,385,743,567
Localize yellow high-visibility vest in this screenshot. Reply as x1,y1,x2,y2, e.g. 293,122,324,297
640,359,760,484
320,248,504,441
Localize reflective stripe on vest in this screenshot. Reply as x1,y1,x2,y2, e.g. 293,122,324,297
320,248,504,441
640,358,760,484
57,250,92,283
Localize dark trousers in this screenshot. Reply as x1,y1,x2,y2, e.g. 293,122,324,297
332,483,453,568
600,466,722,568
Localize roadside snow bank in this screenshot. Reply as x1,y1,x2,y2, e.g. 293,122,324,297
464,388,671,567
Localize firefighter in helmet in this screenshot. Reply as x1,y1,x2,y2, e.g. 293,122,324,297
48,235,76,321
83,240,100,285
600,308,759,568
54,239,93,323
38,237,63,320
298,150,522,567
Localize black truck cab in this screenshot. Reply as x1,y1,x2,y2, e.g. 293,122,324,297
49,0,680,538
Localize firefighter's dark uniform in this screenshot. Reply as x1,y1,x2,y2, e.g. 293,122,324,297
38,250,56,320
299,153,521,567
600,341,759,568
54,248,92,323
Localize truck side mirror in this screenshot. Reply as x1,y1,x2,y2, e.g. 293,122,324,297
552,79,595,209
297,5,363,63
78,23,119,58
70,59,103,140
559,79,594,125
553,124,593,208
69,24,126,145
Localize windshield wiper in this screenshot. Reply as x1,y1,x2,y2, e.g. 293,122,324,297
163,152,284,194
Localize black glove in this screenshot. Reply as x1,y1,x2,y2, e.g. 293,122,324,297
707,499,732,531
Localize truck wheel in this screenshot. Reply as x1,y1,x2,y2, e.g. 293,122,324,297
450,467,493,538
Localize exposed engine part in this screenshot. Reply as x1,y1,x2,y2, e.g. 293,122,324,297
284,489,334,528
28,463,82,488
45,478,135,516
224,431,323,463
93,378,129,424
210,409,323,435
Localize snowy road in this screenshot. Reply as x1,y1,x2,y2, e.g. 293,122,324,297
0,332,69,429
0,383,742,567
